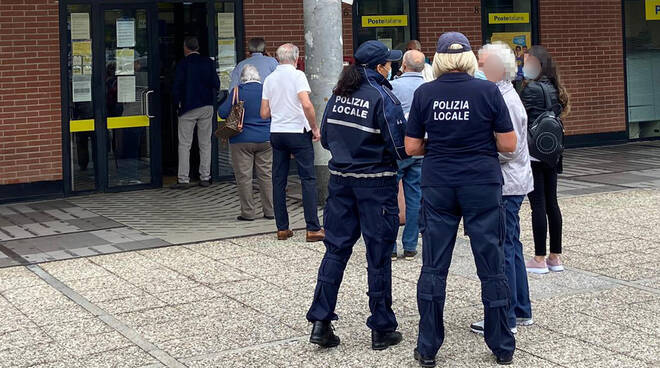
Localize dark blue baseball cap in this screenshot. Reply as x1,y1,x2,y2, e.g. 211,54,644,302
436,32,472,54
354,40,403,68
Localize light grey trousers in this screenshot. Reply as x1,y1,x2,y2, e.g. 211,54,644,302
177,105,213,183
230,142,274,219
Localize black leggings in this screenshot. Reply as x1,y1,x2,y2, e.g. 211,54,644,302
528,161,562,256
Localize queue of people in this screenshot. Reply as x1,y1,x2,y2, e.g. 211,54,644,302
186,31,568,367
307,33,566,367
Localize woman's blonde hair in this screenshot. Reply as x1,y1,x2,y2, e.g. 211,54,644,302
432,44,478,78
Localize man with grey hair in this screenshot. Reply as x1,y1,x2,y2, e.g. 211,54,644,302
390,49,426,260
405,39,434,81
229,37,278,90
261,43,323,243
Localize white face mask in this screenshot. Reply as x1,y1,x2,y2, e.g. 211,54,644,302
523,65,540,80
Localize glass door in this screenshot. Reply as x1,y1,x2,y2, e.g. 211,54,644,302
67,5,96,192
354,0,413,53
102,5,160,188
624,0,660,139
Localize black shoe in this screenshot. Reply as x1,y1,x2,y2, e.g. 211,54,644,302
371,330,402,351
170,182,190,190
263,215,275,220
403,250,418,259
237,216,254,221
199,180,211,187
414,348,436,367
391,252,398,260
496,354,513,365
309,321,340,348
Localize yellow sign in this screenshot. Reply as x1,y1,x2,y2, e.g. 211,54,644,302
69,115,151,132
70,119,94,132
361,15,408,28
491,32,532,50
647,0,660,20
107,115,150,129
72,40,92,57
488,13,530,24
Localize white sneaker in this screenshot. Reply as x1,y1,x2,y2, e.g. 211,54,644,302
547,257,564,272
470,320,517,335
516,317,534,326
525,258,550,274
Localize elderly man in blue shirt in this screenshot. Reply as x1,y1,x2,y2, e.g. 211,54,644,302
229,38,278,90
390,49,426,260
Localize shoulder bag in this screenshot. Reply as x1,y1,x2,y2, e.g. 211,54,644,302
215,86,244,139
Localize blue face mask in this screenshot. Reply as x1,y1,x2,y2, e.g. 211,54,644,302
523,65,540,80
474,69,487,80
387,67,392,80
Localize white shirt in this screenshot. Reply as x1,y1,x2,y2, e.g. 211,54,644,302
262,64,311,133
422,63,434,82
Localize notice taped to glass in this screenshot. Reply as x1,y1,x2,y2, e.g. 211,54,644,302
217,39,236,67
117,75,136,103
72,75,92,102
71,13,90,40
116,48,135,75
217,13,235,38
116,19,135,48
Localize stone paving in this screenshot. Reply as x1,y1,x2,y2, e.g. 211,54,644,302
1,141,660,266
0,188,658,367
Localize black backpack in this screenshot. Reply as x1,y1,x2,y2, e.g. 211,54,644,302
527,83,565,167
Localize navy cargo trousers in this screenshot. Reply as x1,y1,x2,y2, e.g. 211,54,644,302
306,175,399,332
416,184,515,359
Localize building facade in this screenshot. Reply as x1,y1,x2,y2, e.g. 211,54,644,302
0,0,658,202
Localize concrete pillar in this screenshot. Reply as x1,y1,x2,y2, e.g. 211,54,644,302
304,0,344,205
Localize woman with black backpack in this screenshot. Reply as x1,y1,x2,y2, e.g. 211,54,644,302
519,45,571,274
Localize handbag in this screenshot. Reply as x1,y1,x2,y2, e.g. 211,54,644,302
215,86,244,139
527,83,565,167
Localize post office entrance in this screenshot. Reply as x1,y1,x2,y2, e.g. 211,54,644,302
60,0,241,195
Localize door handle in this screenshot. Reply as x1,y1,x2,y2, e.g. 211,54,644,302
144,90,155,118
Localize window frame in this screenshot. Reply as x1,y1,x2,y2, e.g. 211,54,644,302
351,0,419,53
480,0,540,47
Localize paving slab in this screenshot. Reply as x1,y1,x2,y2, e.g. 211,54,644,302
0,186,658,367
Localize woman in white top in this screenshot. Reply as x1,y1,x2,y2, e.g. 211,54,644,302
471,41,535,336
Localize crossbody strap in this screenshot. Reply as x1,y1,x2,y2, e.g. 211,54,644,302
538,82,553,111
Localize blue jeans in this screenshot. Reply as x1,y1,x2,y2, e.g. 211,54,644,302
270,132,321,231
393,157,422,253
503,195,532,328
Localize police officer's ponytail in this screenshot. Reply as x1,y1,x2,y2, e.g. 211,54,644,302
333,64,364,97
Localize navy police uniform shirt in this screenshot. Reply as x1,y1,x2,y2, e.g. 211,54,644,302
321,67,408,181
406,72,514,187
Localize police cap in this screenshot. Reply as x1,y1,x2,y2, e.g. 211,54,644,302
354,40,403,68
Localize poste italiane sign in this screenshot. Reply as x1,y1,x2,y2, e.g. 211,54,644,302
647,0,660,20
488,13,530,24
361,15,408,28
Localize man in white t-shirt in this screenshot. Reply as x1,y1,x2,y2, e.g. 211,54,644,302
260,43,324,243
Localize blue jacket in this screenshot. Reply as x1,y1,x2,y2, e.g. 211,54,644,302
218,82,271,144
321,67,408,183
173,53,220,116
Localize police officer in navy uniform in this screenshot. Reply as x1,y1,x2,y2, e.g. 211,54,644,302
306,40,408,350
405,33,518,366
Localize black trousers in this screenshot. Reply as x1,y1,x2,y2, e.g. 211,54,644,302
528,161,562,256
